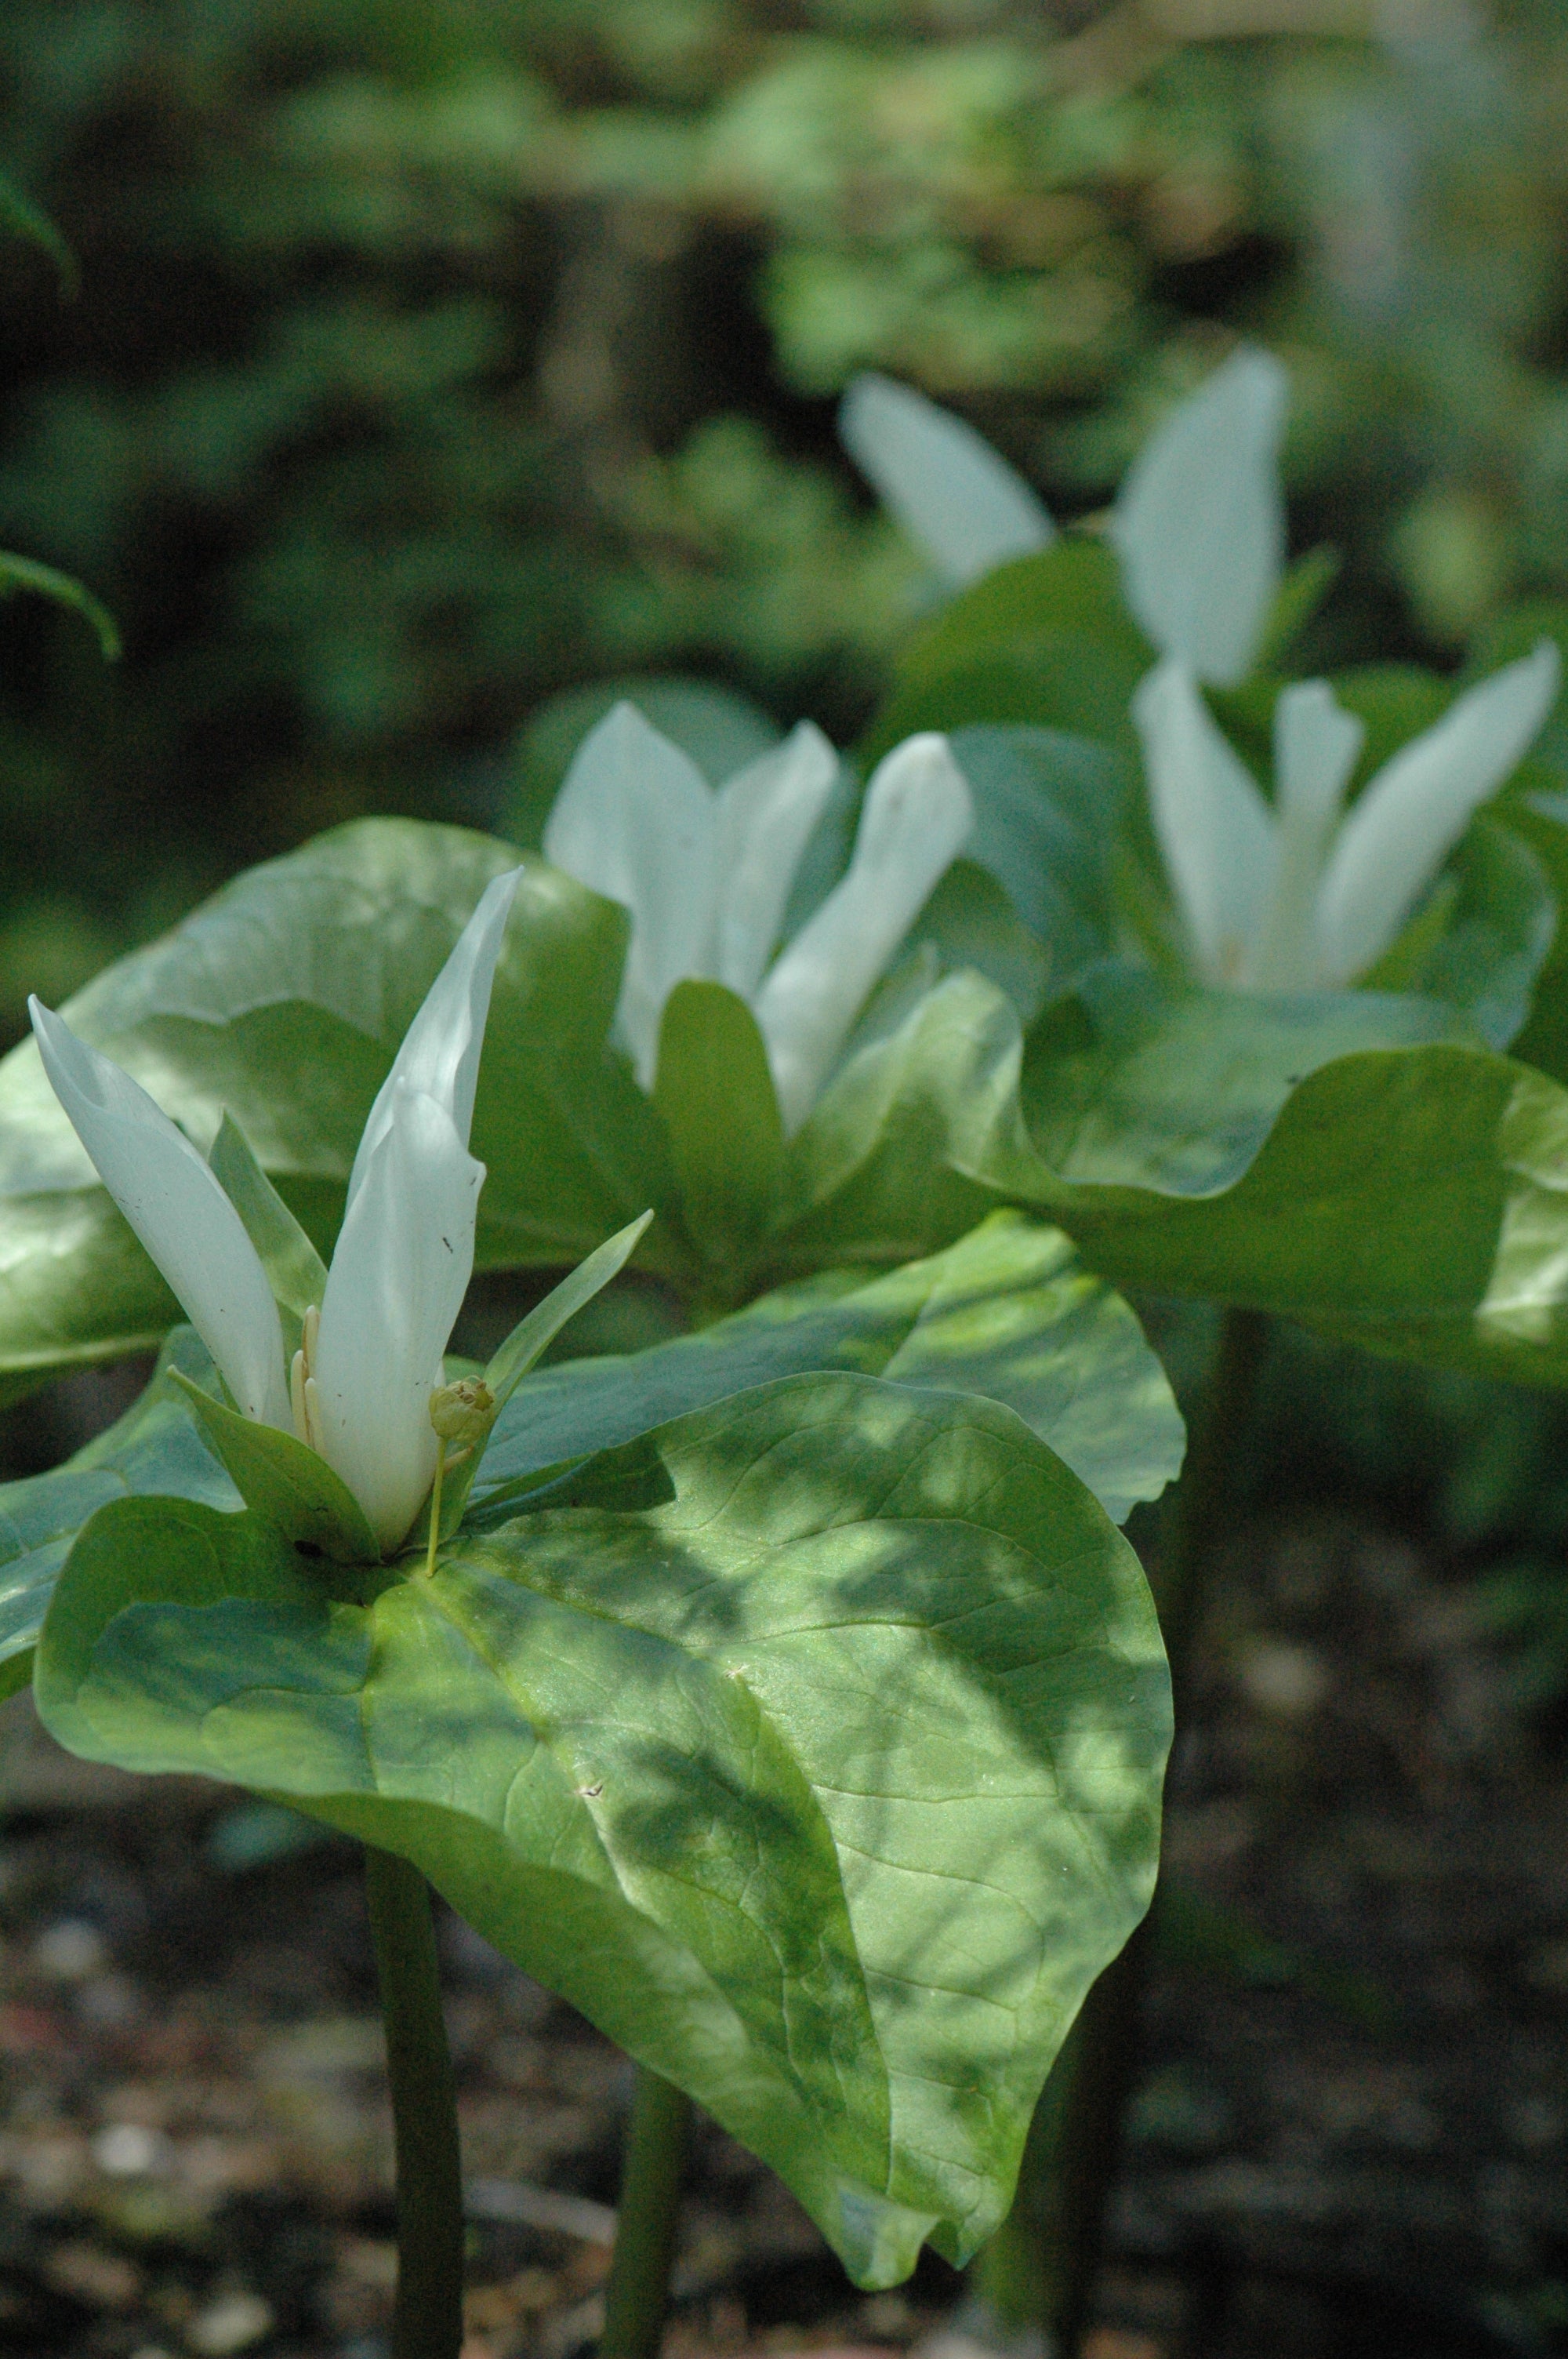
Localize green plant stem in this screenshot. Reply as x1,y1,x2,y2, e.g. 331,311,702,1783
364,1846,466,2359
982,1306,1270,2357
600,2065,693,2359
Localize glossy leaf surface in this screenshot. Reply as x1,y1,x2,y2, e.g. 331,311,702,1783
477,1211,1183,1527
37,1373,1170,2286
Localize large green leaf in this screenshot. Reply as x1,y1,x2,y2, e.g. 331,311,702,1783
0,1330,236,1689
1017,962,1474,1195
953,976,1568,1389
478,1211,1183,1527
0,820,678,1386
860,543,1150,766
0,1209,1181,1682
36,1373,1171,2284
772,972,1018,1278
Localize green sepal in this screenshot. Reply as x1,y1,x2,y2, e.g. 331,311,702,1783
37,1372,1171,2287
485,1212,658,1411
654,980,785,1263
209,1113,330,1332
1359,816,1554,1050
169,1372,380,1565
426,1208,656,1542
1253,544,1339,671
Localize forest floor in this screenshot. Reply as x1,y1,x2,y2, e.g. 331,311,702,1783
0,1372,1563,2359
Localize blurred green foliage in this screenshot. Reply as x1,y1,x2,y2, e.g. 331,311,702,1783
3,0,1568,1037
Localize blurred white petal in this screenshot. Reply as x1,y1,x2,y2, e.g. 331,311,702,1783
839,373,1055,587
1133,660,1277,986
753,733,972,1132
1112,347,1289,686
1245,681,1363,990
29,999,289,1428
543,702,717,1086
314,1082,483,1550
1316,638,1560,985
714,722,840,998
348,865,521,1208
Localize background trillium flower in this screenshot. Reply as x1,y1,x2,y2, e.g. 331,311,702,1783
543,703,974,1134
840,346,1288,686
1131,644,1560,991
838,373,1056,588
30,867,523,1551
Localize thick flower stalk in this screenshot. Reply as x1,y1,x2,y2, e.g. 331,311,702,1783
1131,648,1560,990
543,705,973,1133
840,347,1288,686
30,869,522,1551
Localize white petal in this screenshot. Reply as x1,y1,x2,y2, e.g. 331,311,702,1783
1316,638,1561,986
838,373,1055,588
1244,680,1363,990
348,864,522,1207
314,1081,483,1550
714,722,840,999
1111,347,1289,686
543,701,718,1087
29,1000,289,1427
751,733,973,1134
1132,660,1278,986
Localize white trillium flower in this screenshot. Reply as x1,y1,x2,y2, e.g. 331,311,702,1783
543,702,974,1135
29,869,523,1552
840,347,1289,686
1132,645,1560,991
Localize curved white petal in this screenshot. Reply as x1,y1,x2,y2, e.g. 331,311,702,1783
751,733,973,1134
348,864,522,1208
29,999,289,1427
1111,347,1289,686
1244,680,1363,990
1316,638,1561,987
314,1081,483,1550
1133,660,1278,986
714,722,840,998
543,702,718,1086
839,373,1055,588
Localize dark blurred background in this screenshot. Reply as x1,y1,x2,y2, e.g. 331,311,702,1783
5,0,1568,1038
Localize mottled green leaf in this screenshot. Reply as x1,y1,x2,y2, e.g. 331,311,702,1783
480,1210,1183,1525
37,1373,1170,2285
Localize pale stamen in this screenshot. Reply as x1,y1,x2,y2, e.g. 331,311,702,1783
292,1305,323,1452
